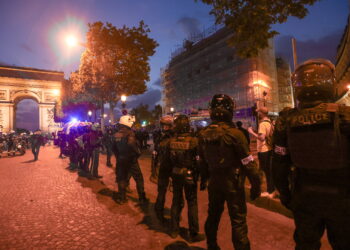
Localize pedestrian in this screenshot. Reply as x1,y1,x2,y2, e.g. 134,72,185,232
236,121,250,146
198,94,261,250
89,124,102,178
154,115,184,223
103,128,114,167
167,115,205,242
30,129,44,161
272,59,350,249
113,115,148,204
248,106,275,198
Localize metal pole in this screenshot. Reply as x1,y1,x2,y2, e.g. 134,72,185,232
292,38,298,71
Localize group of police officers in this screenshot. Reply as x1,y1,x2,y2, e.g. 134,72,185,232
55,58,349,250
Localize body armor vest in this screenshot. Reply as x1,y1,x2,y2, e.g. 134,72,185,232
169,134,197,170
200,123,242,171
287,103,350,170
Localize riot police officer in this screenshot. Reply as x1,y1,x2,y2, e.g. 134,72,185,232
103,128,114,167
154,115,182,223
272,59,350,249
113,115,148,204
168,115,205,242
198,94,261,250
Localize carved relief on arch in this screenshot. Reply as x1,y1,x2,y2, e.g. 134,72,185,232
10,89,41,103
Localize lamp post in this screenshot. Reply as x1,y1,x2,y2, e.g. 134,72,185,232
121,95,127,115
88,110,92,122
170,107,174,117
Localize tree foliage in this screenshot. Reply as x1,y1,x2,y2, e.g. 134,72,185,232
197,0,320,57
71,21,158,122
130,103,163,125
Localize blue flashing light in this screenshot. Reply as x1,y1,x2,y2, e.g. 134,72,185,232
71,118,78,123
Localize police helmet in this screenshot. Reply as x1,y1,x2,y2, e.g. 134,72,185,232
209,94,235,122
160,115,173,126
293,59,335,103
173,115,190,134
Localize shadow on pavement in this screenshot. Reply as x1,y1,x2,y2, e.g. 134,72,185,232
164,241,205,250
21,159,36,163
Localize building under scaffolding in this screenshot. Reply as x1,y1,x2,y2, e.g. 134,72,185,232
161,25,291,125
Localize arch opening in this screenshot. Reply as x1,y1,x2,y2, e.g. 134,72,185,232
15,98,39,132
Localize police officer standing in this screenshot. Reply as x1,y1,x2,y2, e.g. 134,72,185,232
103,128,114,167
198,94,261,250
154,115,182,223
272,59,350,249
113,115,148,204
168,115,205,242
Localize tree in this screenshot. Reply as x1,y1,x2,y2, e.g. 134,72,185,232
130,103,153,125
152,104,163,122
196,0,319,57
71,21,158,127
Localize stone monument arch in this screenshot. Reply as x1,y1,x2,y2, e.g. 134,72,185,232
0,65,63,133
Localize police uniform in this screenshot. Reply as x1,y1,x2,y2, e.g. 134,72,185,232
154,129,180,222
168,115,203,242
198,94,261,250
272,59,350,249
113,117,147,204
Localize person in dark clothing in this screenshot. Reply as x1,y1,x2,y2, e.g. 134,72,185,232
88,124,102,178
113,115,148,204
30,130,44,161
167,115,205,243
58,131,66,158
154,115,184,223
272,59,350,249
103,128,114,167
198,94,261,250
236,121,250,146
67,128,79,170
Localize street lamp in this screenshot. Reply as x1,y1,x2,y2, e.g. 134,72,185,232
65,35,78,47
170,107,174,116
121,95,127,115
88,110,92,122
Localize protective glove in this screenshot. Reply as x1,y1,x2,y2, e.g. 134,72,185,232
200,181,207,191
250,186,261,201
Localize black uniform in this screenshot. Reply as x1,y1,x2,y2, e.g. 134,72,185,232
154,129,180,221
113,124,147,204
30,132,44,161
199,121,261,250
168,132,199,238
272,103,350,249
103,130,114,167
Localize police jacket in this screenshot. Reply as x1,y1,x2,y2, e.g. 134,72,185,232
157,130,174,172
272,103,350,197
168,132,199,178
198,121,261,192
113,125,140,160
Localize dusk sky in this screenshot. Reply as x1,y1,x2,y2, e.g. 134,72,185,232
0,0,349,130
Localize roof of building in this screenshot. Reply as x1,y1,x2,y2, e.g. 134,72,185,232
0,64,64,81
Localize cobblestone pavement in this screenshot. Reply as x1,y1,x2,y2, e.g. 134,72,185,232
0,146,331,250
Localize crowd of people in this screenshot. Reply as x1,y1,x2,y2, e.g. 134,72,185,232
1,58,349,249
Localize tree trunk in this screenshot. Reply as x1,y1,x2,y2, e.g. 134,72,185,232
109,101,116,124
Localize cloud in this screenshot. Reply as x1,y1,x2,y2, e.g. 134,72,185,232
150,78,161,88
275,29,343,67
127,89,162,109
19,43,34,53
177,17,201,37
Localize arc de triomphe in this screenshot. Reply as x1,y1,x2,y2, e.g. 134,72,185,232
0,65,63,133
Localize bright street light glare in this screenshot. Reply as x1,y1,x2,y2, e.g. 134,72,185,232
65,35,78,47
52,89,60,96
121,95,127,102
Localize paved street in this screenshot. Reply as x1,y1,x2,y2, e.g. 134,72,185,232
0,146,331,250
